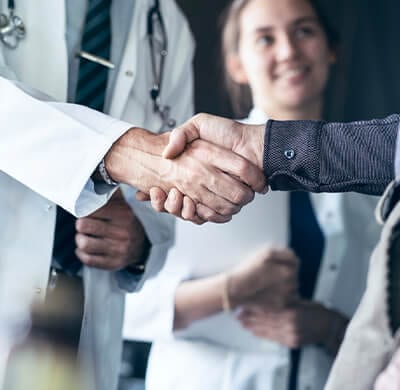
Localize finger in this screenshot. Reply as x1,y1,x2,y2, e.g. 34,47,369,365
75,249,118,270
187,141,256,207
180,197,206,225
258,247,300,270
181,196,196,220
245,326,276,340
205,169,255,212
136,191,150,201
183,180,241,218
203,144,266,195
76,219,129,241
75,233,121,256
164,188,184,216
149,187,168,212
196,203,232,224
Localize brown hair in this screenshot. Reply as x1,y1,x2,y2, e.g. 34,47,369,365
220,0,340,117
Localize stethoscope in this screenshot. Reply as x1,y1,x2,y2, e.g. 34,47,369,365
0,0,25,49
0,0,176,129
147,0,176,129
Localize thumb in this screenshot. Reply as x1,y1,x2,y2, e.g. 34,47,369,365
162,122,201,159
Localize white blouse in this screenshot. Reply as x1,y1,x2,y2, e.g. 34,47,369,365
123,107,381,390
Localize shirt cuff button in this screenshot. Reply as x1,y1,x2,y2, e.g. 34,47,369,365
284,149,295,159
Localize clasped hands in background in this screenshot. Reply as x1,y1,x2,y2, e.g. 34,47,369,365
220,247,347,356
106,113,268,224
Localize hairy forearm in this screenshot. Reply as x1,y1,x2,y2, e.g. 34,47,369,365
173,274,227,331
104,127,169,191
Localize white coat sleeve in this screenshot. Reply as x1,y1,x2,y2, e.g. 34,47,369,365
122,2,196,331
0,77,132,217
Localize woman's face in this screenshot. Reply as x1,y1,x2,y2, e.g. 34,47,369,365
229,0,336,114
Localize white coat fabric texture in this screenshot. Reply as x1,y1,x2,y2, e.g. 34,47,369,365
0,1,194,390
123,107,381,390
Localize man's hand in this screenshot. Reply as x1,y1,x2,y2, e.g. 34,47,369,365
136,114,267,223
164,113,265,170
105,127,266,223
75,189,148,270
227,247,299,310
237,300,348,355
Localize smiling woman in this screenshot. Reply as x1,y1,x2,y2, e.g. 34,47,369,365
222,0,339,118
122,1,381,390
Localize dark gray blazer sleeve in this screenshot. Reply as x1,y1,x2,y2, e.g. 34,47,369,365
263,115,399,195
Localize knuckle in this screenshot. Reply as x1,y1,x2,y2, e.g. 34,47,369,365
262,252,274,267
231,187,252,205
120,240,130,256
151,199,165,212
214,203,231,217
76,218,90,233
193,112,206,122
235,158,248,178
75,234,87,249
83,256,96,267
262,247,277,261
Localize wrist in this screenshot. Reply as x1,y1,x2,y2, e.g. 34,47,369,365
249,125,265,170
127,233,151,269
221,273,232,313
104,127,139,185
104,127,169,189
225,271,244,310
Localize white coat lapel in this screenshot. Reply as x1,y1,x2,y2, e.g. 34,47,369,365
0,0,68,101
109,0,147,118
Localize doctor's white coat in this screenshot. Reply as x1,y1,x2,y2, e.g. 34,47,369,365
0,1,194,389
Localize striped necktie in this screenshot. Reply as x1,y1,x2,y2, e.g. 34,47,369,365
75,0,112,111
52,0,112,275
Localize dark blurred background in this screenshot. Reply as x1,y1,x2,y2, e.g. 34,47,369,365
176,0,400,121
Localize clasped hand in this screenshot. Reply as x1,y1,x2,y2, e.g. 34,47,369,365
106,113,267,224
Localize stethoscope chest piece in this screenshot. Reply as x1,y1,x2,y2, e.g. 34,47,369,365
0,2,26,49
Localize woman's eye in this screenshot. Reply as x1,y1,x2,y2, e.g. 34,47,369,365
295,26,315,38
256,35,273,46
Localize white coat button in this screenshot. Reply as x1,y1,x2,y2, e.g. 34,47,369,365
329,263,338,271
125,70,133,77
326,211,334,219
284,149,295,159
45,204,53,211
35,287,42,294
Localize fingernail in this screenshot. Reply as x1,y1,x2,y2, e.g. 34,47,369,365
169,189,177,201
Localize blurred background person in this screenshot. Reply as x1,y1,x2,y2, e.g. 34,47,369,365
121,0,381,389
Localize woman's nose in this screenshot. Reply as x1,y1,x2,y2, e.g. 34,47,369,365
275,34,298,62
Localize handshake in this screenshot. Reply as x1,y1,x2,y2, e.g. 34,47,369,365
105,113,267,224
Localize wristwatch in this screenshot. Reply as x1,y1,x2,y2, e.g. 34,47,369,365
97,158,119,186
